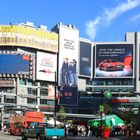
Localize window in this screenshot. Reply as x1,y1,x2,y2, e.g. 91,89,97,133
40,99,47,104
4,95,16,103
27,98,37,104
19,79,26,85
40,88,48,96
27,88,37,96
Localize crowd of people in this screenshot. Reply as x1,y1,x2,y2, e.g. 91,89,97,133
65,123,138,138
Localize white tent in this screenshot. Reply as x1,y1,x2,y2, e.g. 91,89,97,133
47,119,61,126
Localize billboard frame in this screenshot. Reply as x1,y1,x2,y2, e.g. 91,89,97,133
94,42,135,78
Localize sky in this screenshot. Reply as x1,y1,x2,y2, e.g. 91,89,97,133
0,0,140,42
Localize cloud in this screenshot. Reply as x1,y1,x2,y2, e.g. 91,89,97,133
85,17,101,41
85,0,140,40
131,13,140,21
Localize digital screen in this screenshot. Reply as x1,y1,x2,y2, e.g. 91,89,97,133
95,44,133,78
0,54,29,74
79,41,92,77
59,86,78,106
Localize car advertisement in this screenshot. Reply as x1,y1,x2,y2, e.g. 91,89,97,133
95,44,133,78
36,51,57,82
0,54,29,74
79,41,92,78
59,86,78,106
58,24,79,87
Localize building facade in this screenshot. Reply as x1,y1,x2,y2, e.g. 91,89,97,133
0,22,139,124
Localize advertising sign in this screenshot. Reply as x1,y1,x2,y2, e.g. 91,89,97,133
58,25,79,86
0,25,58,52
0,54,29,74
95,44,133,78
79,41,92,77
59,86,78,106
36,51,57,82
0,79,15,87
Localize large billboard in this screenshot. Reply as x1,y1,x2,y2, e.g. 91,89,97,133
36,51,57,82
0,54,29,74
0,25,58,52
79,41,92,78
58,25,79,86
95,43,133,78
59,86,78,106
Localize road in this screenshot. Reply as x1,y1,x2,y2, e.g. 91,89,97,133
0,132,140,140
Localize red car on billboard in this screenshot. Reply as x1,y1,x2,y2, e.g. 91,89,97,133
98,59,124,71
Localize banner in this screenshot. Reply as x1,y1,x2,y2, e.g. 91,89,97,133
58,25,79,86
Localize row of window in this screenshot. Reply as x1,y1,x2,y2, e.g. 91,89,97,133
87,79,134,86
1,97,54,105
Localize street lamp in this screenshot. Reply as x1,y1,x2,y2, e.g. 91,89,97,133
100,90,104,136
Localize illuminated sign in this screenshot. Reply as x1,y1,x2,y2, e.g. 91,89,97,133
79,41,92,78
0,54,29,75
59,86,78,106
95,43,133,78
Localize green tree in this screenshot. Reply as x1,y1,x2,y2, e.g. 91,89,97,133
58,106,67,122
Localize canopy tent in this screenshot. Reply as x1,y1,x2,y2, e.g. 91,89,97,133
47,119,61,126
88,114,124,127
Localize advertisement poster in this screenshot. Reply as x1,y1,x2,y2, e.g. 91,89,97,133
59,86,78,106
79,41,92,77
95,44,133,78
0,26,58,52
0,54,29,74
58,25,79,86
36,51,57,82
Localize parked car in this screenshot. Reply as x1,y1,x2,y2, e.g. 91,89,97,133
99,59,124,71
21,122,65,140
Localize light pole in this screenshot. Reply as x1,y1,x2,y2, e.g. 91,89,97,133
54,71,57,128
100,90,112,137
100,90,104,137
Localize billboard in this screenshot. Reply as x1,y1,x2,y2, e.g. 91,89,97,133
59,86,78,106
0,54,29,74
36,51,57,82
79,41,92,78
0,25,58,52
95,44,133,78
58,25,79,86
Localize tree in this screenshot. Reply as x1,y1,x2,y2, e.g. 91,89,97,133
58,106,67,122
